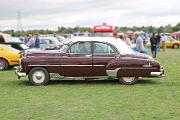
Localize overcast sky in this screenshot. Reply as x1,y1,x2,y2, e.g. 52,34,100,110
0,0,180,30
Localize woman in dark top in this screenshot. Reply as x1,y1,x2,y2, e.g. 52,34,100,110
150,33,158,58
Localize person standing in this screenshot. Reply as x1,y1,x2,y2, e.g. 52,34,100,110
156,33,161,51
34,34,40,48
161,34,168,51
26,34,35,48
135,33,144,53
150,33,157,58
124,34,131,46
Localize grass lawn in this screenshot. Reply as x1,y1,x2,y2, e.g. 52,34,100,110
0,48,180,120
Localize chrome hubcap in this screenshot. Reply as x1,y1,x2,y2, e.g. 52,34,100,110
0,61,5,70
174,45,178,48
32,70,45,83
122,77,135,82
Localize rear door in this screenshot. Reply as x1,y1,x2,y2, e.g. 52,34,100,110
92,42,118,76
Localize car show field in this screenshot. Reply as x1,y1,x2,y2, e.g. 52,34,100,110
0,48,179,120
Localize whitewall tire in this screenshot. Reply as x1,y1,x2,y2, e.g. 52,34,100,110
118,77,138,85
28,67,50,85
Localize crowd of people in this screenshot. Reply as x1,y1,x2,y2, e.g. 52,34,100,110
114,32,171,58
18,31,174,59
20,34,40,48
149,33,169,58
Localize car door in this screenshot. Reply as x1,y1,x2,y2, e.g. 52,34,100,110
92,42,118,76
59,41,93,77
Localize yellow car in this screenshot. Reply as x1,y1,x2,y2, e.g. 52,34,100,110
0,44,20,70
160,37,180,48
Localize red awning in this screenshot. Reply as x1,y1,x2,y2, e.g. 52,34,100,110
93,25,114,32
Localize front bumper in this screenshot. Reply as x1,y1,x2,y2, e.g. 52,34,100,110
15,69,26,79
150,67,165,77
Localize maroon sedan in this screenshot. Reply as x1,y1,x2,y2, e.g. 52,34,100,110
16,37,164,85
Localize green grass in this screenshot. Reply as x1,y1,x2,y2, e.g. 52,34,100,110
0,49,180,120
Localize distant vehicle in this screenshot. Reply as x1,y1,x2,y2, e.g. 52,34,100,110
40,37,63,50
93,24,114,37
0,44,20,70
0,35,29,51
16,37,164,85
160,37,180,48
56,36,70,45
2,42,29,51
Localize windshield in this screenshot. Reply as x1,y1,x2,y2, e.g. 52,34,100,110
11,37,22,42
112,40,133,55
59,44,69,53
20,44,29,50
5,45,20,52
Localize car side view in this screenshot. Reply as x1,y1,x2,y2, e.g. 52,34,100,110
16,37,164,85
160,37,180,48
0,44,20,70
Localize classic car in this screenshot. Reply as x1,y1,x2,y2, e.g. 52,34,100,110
16,37,164,85
40,37,63,50
0,44,20,70
160,37,180,48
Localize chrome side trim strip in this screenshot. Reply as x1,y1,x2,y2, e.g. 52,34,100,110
28,65,105,67
121,67,157,70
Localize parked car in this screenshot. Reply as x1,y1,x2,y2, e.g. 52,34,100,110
160,37,180,48
40,37,63,50
57,36,70,45
0,44,20,70
16,37,164,85
0,35,29,51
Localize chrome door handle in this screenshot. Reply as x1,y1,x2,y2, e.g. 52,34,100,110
85,55,92,57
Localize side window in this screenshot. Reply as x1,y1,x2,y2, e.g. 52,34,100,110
40,39,47,44
69,42,91,54
94,42,116,54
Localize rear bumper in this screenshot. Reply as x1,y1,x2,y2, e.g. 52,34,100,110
151,67,165,77
15,69,26,79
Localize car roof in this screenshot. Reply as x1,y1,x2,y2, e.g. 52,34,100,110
40,37,58,40
70,37,132,54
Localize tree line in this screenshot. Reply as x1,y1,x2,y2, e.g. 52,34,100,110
1,23,179,37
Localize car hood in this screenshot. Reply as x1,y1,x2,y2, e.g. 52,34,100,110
24,49,60,57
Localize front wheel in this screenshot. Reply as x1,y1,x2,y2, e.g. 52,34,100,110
0,59,8,70
118,77,138,85
28,67,50,85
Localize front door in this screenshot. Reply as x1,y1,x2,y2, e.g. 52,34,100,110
59,41,93,77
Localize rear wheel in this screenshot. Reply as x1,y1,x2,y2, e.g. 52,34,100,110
118,77,138,85
0,59,8,70
28,67,50,85
173,44,179,49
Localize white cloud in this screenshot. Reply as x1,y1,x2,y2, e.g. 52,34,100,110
0,0,180,30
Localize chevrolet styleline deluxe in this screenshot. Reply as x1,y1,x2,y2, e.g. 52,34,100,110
16,37,164,85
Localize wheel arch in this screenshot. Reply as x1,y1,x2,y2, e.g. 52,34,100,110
0,57,9,66
27,66,49,75
172,43,179,48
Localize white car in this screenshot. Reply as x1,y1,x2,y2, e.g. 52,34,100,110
40,37,63,50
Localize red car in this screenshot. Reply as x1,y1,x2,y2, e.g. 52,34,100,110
16,37,164,85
